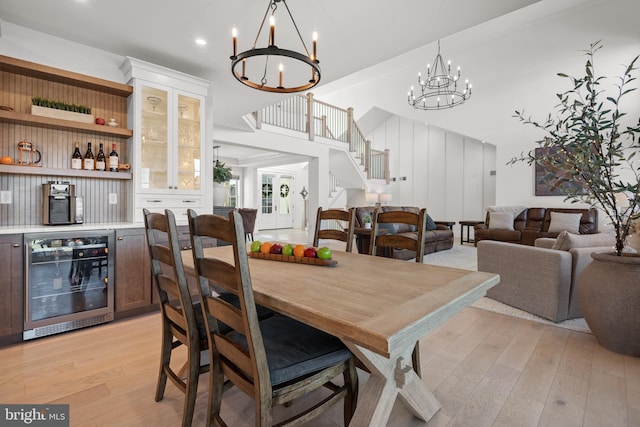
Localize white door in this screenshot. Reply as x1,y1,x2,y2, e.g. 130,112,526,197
259,173,294,230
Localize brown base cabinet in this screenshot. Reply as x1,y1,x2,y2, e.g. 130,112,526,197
114,228,154,317
0,234,24,346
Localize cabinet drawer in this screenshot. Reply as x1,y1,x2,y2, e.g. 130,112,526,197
135,196,205,222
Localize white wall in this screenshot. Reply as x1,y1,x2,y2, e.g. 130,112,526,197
368,116,495,223
312,0,640,230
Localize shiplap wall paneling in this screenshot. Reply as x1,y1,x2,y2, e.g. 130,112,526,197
385,117,400,200
483,143,497,209
444,133,464,221
462,139,485,220
397,118,414,205
412,123,429,208
427,127,446,220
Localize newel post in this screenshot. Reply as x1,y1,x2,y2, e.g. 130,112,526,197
306,92,314,141
347,107,354,146
384,148,390,184
254,110,262,129
365,140,371,180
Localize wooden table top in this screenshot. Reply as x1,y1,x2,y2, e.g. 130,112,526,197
182,246,499,358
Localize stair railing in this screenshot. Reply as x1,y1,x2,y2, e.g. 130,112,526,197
255,93,389,183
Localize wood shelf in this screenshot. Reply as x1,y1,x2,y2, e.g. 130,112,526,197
0,164,132,180
0,55,133,97
0,109,132,139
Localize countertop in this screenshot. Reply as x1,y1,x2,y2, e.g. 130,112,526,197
0,222,172,235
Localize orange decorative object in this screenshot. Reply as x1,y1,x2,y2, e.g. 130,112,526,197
260,241,273,254
293,244,306,257
0,155,14,165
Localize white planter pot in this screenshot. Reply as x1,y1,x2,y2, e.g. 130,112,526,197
213,183,228,206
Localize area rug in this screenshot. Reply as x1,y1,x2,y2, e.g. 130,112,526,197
423,244,592,334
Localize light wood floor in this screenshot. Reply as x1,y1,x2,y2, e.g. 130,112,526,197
1,305,639,426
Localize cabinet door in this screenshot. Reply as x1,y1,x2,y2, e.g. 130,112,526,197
175,92,204,193
137,84,204,195
114,228,152,312
0,234,24,342
140,84,170,192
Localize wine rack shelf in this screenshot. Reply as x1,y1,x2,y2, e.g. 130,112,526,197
0,164,132,180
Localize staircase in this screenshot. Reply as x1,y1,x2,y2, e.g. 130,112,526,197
254,92,390,196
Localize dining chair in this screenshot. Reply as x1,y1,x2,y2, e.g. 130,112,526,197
238,208,258,241
143,208,209,427
312,207,356,252
368,207,427,378
369,207,427,263
188,209,358,427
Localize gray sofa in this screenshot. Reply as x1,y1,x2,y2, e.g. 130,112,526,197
476,232,616,322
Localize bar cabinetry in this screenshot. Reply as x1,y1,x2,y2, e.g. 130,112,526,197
0,234,24,345
114,228,153,316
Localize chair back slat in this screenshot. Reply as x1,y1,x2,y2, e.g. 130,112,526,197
369,208,427,263
313,207,356,252
213,335,254,380
156,275,181,300
196,257,239,295
203,295,245,334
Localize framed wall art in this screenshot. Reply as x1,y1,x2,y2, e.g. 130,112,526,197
534,147,588,196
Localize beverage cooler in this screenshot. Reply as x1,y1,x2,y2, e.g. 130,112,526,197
23,230,115,340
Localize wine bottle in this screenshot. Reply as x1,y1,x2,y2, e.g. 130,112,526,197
95,143,106,171
83,142,95,170
109,143,119,172
71,141,82,170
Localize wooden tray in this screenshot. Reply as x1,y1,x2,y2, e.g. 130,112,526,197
248,251,338,267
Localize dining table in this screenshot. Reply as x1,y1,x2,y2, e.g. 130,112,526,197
181,245,500,427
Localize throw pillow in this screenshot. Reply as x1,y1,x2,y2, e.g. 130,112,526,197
425,214,437,231
552,230,616,250
548,212,582,234
488,211,514,230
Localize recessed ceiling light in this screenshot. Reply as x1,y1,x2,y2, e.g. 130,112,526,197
195,38,207,46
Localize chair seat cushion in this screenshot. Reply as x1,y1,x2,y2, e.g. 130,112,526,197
226,315,351,386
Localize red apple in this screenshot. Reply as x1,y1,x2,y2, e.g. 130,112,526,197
95,117,105,125
304,247,317,258
270,243,283,254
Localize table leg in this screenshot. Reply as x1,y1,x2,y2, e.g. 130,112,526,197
344,342,441,426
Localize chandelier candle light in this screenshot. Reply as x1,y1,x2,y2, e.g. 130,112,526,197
408,41,472,110
230,0,320,93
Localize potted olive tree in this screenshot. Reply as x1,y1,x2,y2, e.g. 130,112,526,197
512,41,640,356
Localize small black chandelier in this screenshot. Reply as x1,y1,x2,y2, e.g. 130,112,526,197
407,41,472,110
230,0,320,93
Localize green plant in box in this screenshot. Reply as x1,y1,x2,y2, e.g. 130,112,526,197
213,160,233,184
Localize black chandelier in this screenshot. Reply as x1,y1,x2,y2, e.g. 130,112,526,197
407,41,472,110
230,0,320,93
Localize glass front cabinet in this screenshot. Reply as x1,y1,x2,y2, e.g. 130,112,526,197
121,57,211,222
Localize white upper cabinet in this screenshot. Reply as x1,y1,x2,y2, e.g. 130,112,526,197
121,57,211,222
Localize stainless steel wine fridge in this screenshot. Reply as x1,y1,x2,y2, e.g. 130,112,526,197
23,230,115,340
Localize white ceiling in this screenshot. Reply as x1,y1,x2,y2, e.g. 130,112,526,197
1,0,638,166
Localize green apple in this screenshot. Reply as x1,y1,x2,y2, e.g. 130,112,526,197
282,244,294,256
250,240,262,252
316,247,332,259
